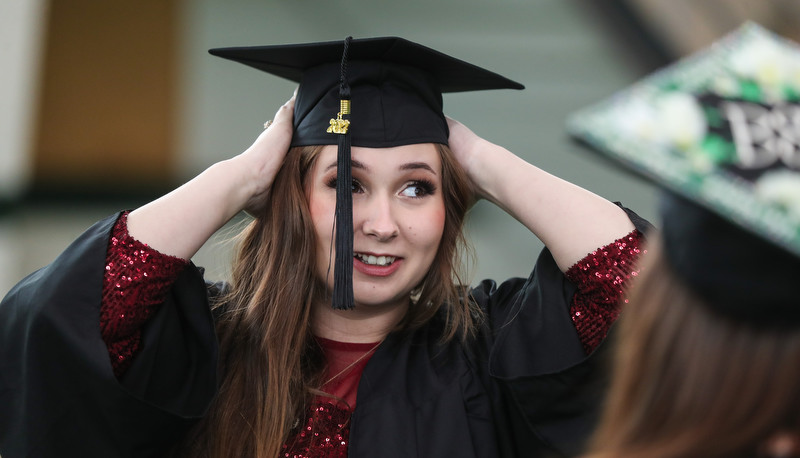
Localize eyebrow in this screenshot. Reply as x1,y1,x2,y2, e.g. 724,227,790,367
399,162,437,174
324,160,437,175
325,159,365,172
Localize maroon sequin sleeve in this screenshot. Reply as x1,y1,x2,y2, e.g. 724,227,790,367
565,229,645,355
101,212,189,378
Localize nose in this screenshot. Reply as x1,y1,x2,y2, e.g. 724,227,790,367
359,194,399,241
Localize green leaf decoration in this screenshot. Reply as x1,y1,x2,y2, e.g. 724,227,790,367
701,134,736,163
739,80,762,102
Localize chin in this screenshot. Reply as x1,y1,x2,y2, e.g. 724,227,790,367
352,292,410,310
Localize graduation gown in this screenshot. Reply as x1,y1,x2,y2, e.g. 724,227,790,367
0,212,646,457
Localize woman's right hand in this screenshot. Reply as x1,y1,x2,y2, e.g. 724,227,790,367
127,92,296,260
237,92,296,215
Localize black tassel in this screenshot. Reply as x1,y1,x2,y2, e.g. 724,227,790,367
332,130,353,310
331,37,354,310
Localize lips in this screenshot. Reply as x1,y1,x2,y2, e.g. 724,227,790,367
353,252,402,277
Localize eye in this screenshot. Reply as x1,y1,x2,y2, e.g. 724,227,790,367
400,180,436,198
325,177,364,193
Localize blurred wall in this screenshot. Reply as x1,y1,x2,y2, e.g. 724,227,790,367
31,1,179,192
626,0,800,56
3,0,664,295
0,0,45,201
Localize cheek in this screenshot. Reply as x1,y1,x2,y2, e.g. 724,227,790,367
308,192,336,273
309,200,327,231
410,205,446,249
308,192,334,239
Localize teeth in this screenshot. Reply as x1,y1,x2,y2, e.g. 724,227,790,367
356,253,396,266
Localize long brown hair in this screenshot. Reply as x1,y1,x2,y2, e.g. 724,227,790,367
585,237,800,458
175,143,477,457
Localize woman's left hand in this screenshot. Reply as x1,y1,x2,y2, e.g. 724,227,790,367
446,116,489,200
445,115,635,271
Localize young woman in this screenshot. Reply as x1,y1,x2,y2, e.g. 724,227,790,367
0,37,647,458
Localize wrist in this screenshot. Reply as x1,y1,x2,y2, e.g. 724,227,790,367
205,158,257,220
463,139,513,200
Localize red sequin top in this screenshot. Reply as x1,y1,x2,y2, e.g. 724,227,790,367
101,212,188,379
565,230,644,354
100,211,644,456
281,338,379,458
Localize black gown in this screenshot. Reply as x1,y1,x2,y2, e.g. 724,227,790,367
0,211,648,457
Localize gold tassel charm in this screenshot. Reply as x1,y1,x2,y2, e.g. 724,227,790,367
327,99,351,134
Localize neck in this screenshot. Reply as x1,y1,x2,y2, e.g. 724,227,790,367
311,298,408,343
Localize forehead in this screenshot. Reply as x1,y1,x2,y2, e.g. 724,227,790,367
316,143,442,172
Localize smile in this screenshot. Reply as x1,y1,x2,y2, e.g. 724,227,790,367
355,253,397,266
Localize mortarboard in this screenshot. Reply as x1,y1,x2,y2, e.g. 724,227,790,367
210,36,524,310
567,22,800,328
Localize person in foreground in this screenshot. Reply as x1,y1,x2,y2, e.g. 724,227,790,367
582,192,800,458
569,23,800,458
0,37,647,457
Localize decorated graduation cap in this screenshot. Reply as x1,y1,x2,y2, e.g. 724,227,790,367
567,22,800,328
210,36,524,310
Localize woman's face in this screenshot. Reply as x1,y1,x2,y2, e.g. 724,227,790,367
307,143,446,311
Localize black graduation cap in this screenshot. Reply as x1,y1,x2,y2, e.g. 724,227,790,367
568,22,800,328
210,36,524,310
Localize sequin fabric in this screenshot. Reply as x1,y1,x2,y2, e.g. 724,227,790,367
566,229,645,354
100,212,188,377
281,401,352,458
279,338,376,457
97,212,643,454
